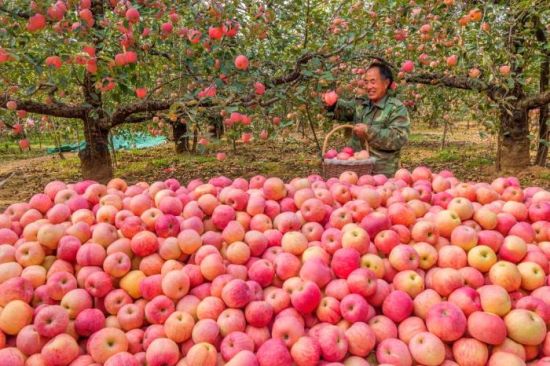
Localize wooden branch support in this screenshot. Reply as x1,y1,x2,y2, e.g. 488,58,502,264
0,172,15,189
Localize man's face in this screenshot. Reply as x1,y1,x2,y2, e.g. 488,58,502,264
365,67,390,103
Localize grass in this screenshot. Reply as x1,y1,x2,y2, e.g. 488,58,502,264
431,149,461,163
464,156,493,169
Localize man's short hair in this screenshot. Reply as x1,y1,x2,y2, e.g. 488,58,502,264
367,62,394,84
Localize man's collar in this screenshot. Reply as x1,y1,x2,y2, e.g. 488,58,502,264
363,93,389,109
371,94,389,109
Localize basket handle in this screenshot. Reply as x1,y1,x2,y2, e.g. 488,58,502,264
322,124,369,156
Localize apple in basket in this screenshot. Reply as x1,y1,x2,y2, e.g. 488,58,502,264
342,147,354,155
354,150,370,159
324,149,338,159
337,152,352,160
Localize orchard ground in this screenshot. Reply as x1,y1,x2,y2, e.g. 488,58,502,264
1,121,549,210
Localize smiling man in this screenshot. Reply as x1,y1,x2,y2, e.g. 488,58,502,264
326,62,411,177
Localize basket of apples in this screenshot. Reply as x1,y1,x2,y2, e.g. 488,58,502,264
322,124,376,179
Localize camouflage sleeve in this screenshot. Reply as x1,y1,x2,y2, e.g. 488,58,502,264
366,103,410,151
326,98,356,122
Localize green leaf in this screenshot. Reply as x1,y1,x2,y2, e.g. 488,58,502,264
24,85,39,96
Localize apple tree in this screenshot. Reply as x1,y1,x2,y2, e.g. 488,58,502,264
325,0,550,169
0,0,370,181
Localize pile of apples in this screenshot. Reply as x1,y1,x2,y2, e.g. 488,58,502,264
325,147,370,161
0,167,549,366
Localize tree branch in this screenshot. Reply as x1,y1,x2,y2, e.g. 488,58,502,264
110,99,175,127
272,52,317,85
405,72,491,92
0,94,89,119
149,48,173,61
518,90,550,110
124,114,155,124
0,6,30,19
404,72,507,103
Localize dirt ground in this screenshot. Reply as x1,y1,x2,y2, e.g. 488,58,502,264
1,124,549,210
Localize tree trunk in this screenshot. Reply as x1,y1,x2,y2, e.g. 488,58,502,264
498,107,531,171
173,122,189,153
534,14,549,167
207,115,224,139
535,106,549,166
78,119,113,182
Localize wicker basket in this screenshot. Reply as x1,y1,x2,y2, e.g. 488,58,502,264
321,124,376,179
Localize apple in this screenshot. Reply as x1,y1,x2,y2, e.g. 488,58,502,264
467,311,507,345
435,210,461,238
41,334,80,366
323,91,338,106
146,338,180,366
340,293,369,322
426,301,466,342
34,304,69,337
222,279,252,308
375,338,412,366
413,289,442,319
331,248,360,279
411,220,438,244
515,296,550,324
397,316,426,344
382,290,413,323
218,308,246,336
499,65,511,75
451,225,478,251
430,267,464,297
368,315,398,343
87,327,129,363
388,244,419,271
105,352,139,366
505,309,547,346
318,324,348,362
75,308,106,336
488,351,526,366
467,245,497,272
0,300,33,335
220,331,254,361
408,331,445,366
489,260,522,292
374,229,400,254
452,338,489,366
517,261,545,291
341,226,370,254
400,60,415,73
478,284,511,316
347,268,377,298
162,269,190,300
291,280,322,314
499,235,527,263
235,55,249,70
345,322,375,357
272,315,305,347
0,347,25,366
16,325,46,356
186,342,217,366
256,339,293,366
290,336,321,366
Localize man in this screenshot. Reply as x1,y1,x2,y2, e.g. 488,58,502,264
326,62,410,177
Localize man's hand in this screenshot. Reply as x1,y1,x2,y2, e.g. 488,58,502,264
353,123,368,138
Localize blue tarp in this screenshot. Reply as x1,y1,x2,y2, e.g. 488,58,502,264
47,133,167,154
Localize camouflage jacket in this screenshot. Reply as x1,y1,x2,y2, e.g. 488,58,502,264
330,94,410,177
